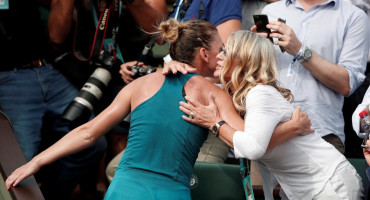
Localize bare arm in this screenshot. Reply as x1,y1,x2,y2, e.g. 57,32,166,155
180,92,313,149
266,21,351,96
216,19,241,44
126,0,167,33
48,0,75,44
5,79,138,189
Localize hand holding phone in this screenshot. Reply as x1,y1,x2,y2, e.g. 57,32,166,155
253,14,273,43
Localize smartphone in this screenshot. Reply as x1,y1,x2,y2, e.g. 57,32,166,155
253,14,273,43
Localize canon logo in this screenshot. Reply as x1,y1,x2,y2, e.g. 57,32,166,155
99,9,109,30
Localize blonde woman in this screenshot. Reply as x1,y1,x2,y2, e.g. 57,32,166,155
180,30,364,199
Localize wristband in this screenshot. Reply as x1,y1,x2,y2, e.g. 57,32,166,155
163,54,173,64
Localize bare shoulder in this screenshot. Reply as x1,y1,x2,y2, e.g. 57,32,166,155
128,71,164,90
186,75,221,92
128,71,165,109
185,76,230,105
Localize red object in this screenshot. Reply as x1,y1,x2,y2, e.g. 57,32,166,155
360,110,368,118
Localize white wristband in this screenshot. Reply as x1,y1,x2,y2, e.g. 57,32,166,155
163,54,172,64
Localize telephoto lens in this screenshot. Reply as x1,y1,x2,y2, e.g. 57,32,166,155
62,50,114,127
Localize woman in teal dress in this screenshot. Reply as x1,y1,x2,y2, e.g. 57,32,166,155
5,19,243,199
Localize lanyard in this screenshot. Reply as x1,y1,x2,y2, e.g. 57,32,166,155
240,158,255,200
174,0,203,22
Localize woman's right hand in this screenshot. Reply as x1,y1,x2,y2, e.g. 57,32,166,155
162,60,197,75
179,92,222,130
6,160,40,190
291,106,315,136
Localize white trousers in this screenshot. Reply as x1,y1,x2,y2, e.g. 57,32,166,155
313,161,364,200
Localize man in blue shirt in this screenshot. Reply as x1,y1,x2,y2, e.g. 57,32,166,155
255,0,369,154
254,0,369,198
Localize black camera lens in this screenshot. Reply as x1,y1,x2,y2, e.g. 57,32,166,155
62,50,115,128
63,67,111,123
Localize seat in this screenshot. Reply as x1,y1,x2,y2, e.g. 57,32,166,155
190,161,245,200
0,110,44,200
347,158,366,185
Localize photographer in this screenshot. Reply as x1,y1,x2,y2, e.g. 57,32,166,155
48,0,168,186
0,0,107,199
40,0,167,197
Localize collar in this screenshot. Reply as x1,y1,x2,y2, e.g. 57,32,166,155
285,0,337,8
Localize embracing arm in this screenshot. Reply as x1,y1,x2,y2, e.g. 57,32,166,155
267,107,313,150
5,80,137,189
181,88,313,159
217,106,312,151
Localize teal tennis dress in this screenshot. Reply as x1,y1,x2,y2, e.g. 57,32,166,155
104,73,208,199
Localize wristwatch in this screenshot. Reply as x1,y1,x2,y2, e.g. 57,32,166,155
297,46,312,63
211,120,226,137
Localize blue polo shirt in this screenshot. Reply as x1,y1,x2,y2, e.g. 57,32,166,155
170,0,241,26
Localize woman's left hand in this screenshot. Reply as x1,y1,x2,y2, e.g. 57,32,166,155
6,160,40,190
179,92,222,130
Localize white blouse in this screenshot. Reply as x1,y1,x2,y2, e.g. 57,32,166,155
233,85,347,200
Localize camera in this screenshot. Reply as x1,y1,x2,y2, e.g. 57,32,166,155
131,64,157,79
62,49,119,127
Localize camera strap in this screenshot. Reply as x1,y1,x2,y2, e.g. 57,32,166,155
240,158,255,200
138,0,204,63
173,0,203,22
73,0,122,62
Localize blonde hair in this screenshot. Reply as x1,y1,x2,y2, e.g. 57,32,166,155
155,19,218,65
220,30,293,117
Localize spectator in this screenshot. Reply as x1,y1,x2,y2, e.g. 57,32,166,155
180,30,364,199
252,0,370,154
363,139,370,182
0,0,107,199
352,86,370,199
47,0,168,185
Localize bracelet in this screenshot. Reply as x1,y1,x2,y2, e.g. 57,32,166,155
163,54,173,64
293,45,304,62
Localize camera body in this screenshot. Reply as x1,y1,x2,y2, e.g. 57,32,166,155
131,64,157,79
62,50,120,127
